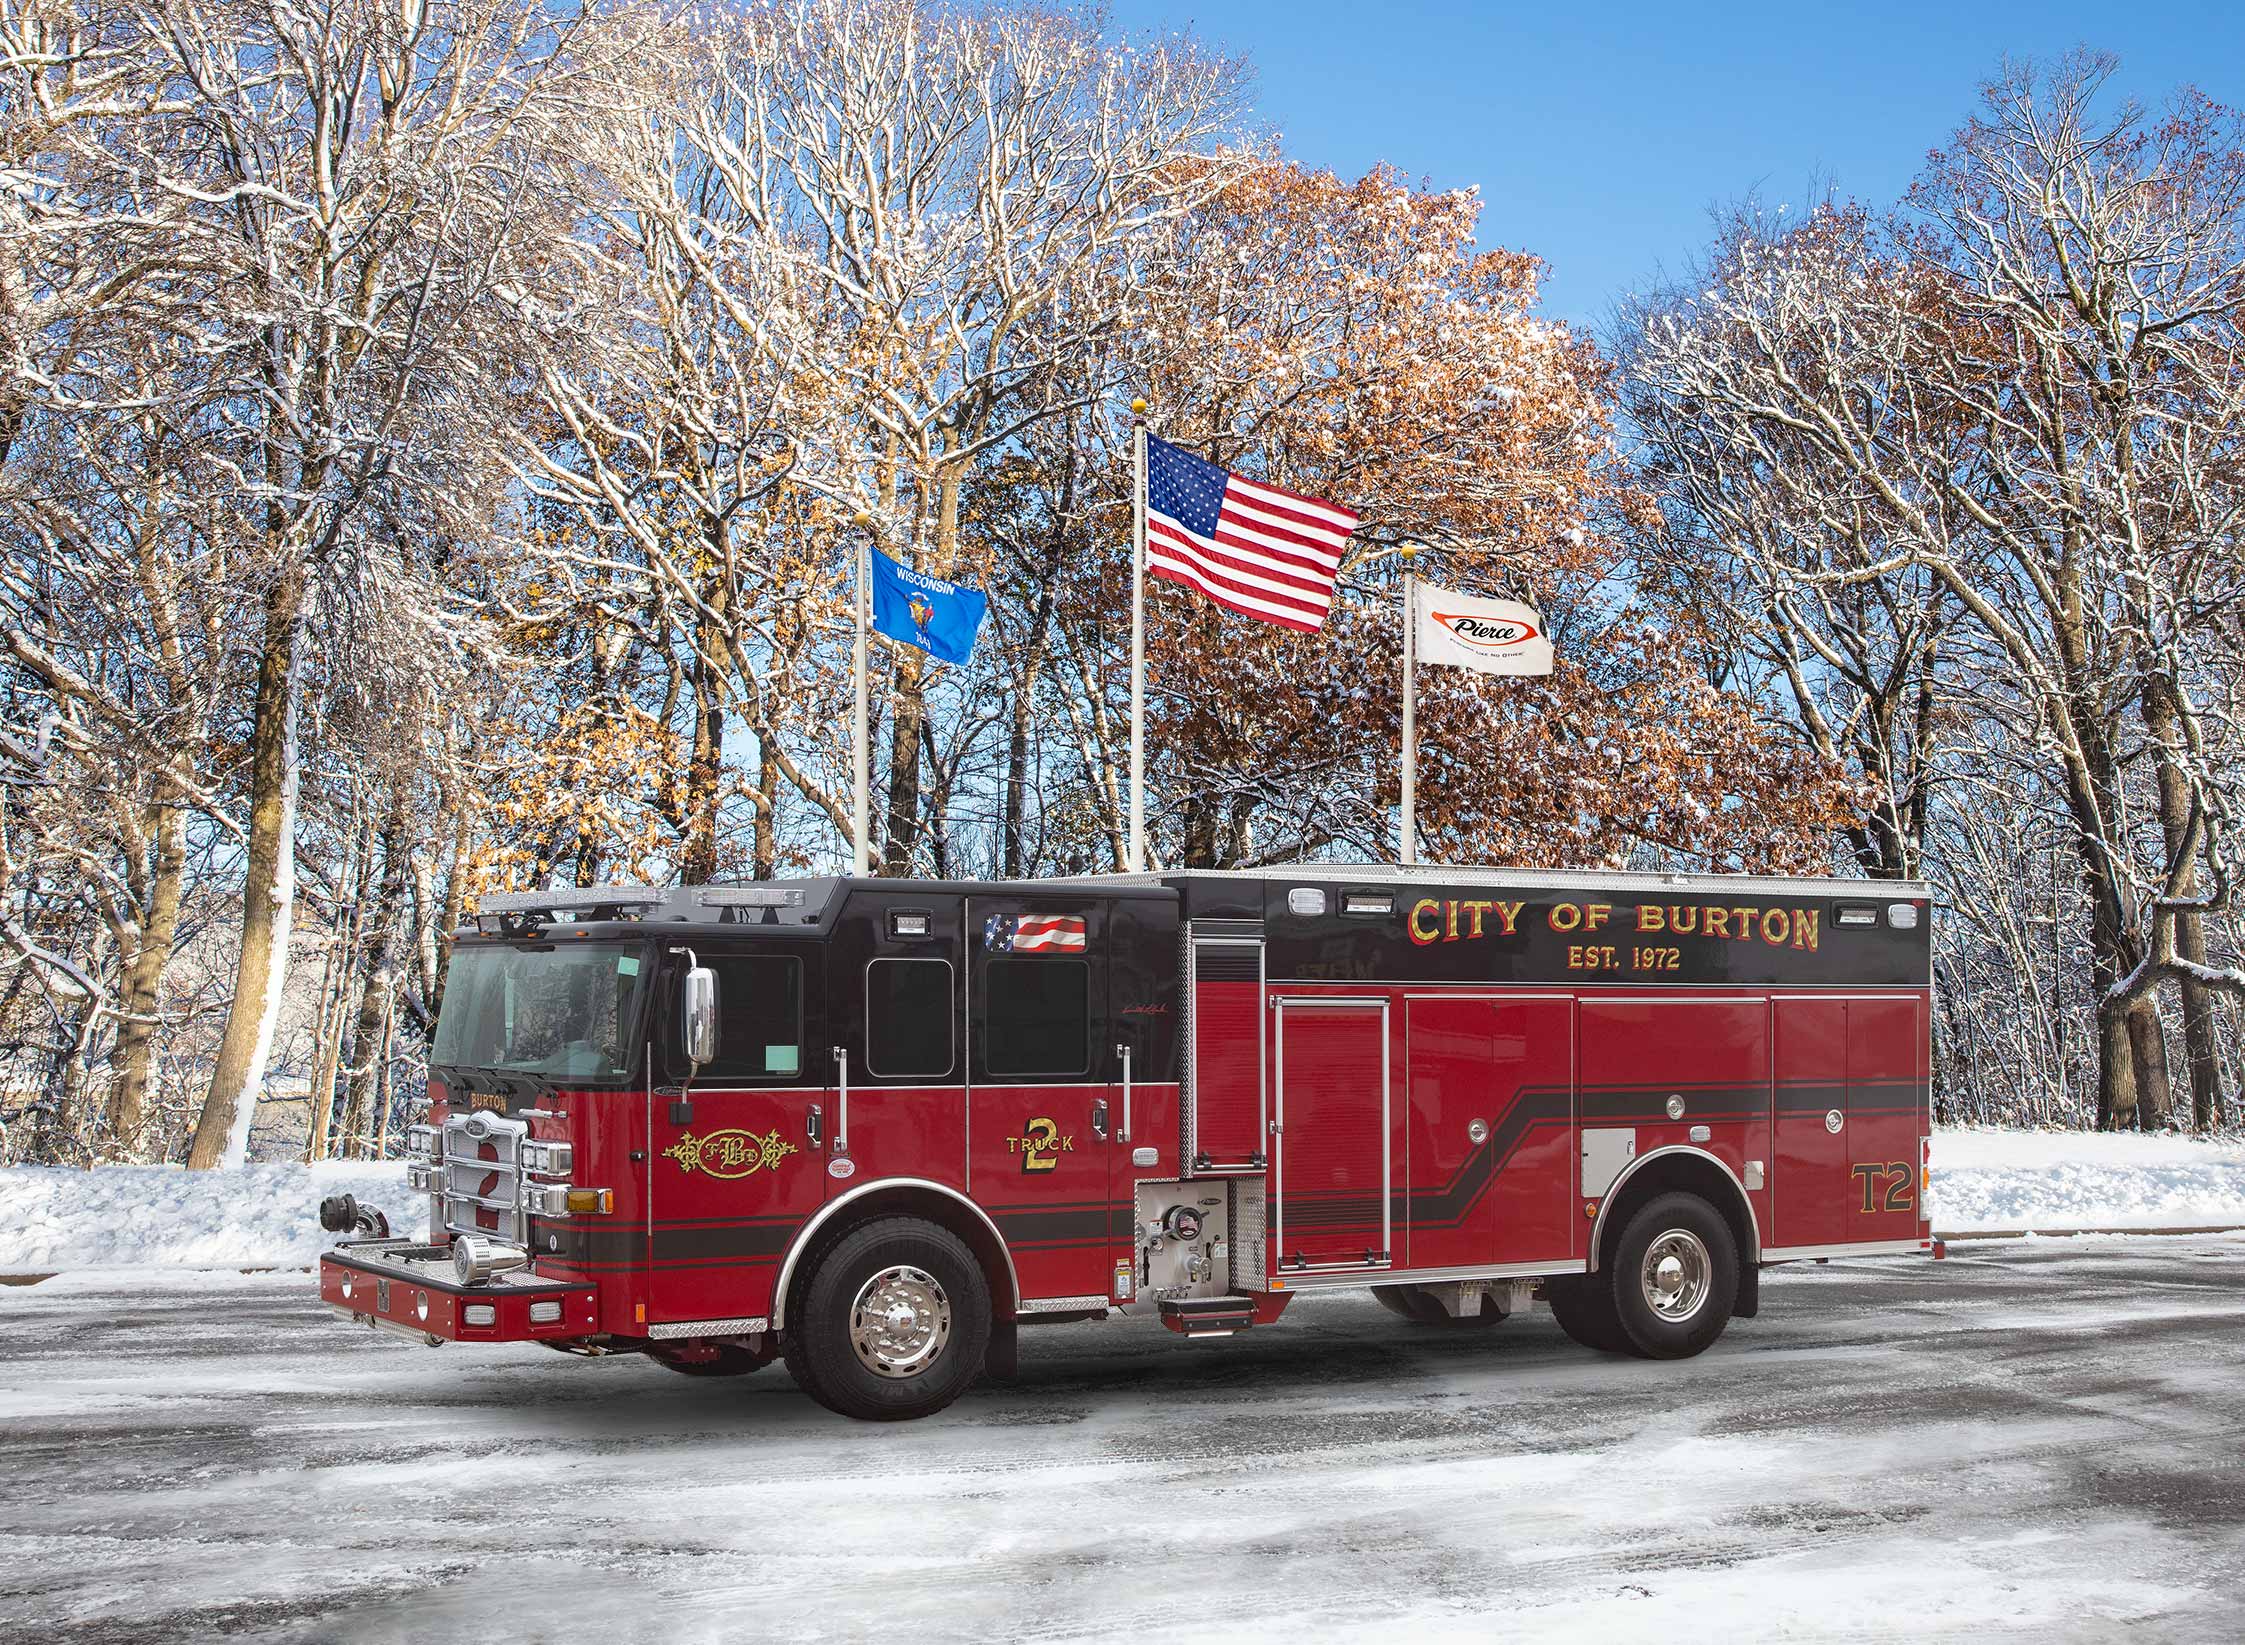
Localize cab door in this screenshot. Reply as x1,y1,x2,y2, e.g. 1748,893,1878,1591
967,893,1116,1307
647,946,827,1325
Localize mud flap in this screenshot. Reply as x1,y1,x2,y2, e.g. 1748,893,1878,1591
984,1319,1020,1381
1736,1261,1760,1319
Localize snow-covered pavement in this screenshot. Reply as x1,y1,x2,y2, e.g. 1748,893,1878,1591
3,1238,2242,1643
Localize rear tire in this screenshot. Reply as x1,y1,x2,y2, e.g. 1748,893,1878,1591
1546,1273,1630,1353
1605,1192,1738,1360
784,1217,991,1421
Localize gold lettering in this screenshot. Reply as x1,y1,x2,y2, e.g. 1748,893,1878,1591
1549,902,1582,933
1637,905,1666,933
1704,908,1730,939
1446,900,1461,942
1584,903,1611,932
1792,909,1819,951
1493,900,1525,936
1409,899,1441,946
1463,900,1492,938
1732,905,1759,939
1670,905,1698,934
1760,908,1789,946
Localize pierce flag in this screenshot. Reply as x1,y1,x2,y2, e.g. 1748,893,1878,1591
1412,582,1554,676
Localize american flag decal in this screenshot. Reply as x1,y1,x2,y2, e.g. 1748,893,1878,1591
1144,433,1358,632
983,913,1087,953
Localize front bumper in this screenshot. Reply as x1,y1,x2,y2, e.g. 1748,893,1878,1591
320,1238,599,1345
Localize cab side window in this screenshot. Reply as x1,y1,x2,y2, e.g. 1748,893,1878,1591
984,959,1090,1077
701,954,803,1080
867,958,953,1078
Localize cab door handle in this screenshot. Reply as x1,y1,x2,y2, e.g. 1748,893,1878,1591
1091,1099,1110,1142
806,1104,823,1146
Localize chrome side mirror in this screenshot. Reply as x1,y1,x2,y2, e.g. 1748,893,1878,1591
682,964,719,1067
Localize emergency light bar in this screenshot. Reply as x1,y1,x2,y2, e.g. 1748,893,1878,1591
694,886,806,908
477,887,667,916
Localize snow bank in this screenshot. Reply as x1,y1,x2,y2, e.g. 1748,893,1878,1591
1929,1127,2245,1232
0,1161,413,1272
5,1129,2244,1271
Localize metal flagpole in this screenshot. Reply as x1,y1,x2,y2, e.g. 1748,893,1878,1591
1128,400,1148,874
1400,542,1418,866
850,511,872,876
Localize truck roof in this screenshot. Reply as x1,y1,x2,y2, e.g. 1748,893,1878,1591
458,863,1929,943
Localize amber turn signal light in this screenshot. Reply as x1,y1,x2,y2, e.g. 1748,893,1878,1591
565,1188,614,1215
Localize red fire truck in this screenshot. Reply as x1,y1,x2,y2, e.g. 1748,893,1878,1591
318,867,1933,1420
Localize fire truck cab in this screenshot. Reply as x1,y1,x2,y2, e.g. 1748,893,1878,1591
319,867,1933,1420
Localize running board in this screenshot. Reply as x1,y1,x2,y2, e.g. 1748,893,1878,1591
1158,1296,1258,1338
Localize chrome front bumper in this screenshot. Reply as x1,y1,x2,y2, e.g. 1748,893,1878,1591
319,1238,598,1344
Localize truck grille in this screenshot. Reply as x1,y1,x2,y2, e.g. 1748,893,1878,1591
407,1111,542,1246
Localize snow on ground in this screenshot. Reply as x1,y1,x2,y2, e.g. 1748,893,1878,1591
3,1127,2244,1272
4,1241,2243,1642
0,1160,412,1272
1929,1127,2245,1232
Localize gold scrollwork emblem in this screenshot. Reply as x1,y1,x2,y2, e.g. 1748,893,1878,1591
664,1128,799,1180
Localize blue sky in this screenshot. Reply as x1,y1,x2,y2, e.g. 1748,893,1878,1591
1122,1,2245,331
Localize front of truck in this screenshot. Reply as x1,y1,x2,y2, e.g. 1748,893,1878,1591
320,921,657,1350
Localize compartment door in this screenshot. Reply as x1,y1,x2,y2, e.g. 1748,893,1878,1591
1772,997,1849,1249
1404,995,1573,1271
1272,997,1391,1273
1188,935,1265,1171
1847,996,1928,1242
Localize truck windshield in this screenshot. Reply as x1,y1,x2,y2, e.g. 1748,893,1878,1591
432,943,649,1080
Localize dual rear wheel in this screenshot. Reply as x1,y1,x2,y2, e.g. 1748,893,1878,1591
1548,1191,1739,1359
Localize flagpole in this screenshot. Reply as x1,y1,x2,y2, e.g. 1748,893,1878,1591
1400,542,1418,867
850,510,871,876
1128,399,1148,874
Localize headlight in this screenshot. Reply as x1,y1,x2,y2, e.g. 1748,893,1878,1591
406,1163,434,1193
405,1124,443,1162
522,1140,573,1177
524,1182,574,1218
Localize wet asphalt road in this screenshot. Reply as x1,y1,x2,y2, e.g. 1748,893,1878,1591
2,1237,2242,1644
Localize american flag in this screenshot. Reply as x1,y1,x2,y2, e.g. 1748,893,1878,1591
982,912,1087,953
1144,434,1359,633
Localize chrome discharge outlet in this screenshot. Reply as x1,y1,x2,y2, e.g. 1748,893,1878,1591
452,1234,530,1286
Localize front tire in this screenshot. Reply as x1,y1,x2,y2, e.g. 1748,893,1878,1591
784,1217,991,1421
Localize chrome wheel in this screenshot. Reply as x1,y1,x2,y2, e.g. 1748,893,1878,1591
1640,1229,1712,1323
848,1264,951,1379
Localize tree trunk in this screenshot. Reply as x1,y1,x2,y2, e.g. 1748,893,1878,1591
883,644,927,874
108,798,186,1153
187,569,308,1170
2143,672,2227,1129
2094,992,2137,1131
306,807,374,1162
679,619,726,885
752,738,780,880
2125,999,2174,1131
341,799,409,1158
